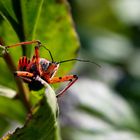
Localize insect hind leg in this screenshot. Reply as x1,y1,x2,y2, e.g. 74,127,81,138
48,75,78,97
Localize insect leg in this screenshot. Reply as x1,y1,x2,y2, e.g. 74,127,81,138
18,56,30,71
48,75,78,97
17,76,32,83
14,71,34,78
34,45,42,75
26,46,41,75
6,40,41,48
14,71,34,83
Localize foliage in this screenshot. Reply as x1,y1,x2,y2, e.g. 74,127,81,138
7,88,60,140
0,0,79,139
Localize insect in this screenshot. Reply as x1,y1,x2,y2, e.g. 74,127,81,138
5,40,100,97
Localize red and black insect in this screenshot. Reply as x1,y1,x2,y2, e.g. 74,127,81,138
5,40,100,97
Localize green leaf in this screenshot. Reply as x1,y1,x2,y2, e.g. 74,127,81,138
0,116,10,137
0,95,26,123
0,0,79,138
36,0,80,76
7,86,61,140
0,0,43,40
0,0,79,89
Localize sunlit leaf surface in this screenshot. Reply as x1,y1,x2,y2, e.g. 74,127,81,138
8,87,60,140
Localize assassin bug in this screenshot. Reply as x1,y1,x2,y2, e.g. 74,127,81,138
5,40,100,97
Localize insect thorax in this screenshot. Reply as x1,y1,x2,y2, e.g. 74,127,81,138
39,58,50,71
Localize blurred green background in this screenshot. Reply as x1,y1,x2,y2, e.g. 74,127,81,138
58,0,140,140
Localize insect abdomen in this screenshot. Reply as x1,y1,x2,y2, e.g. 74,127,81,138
28,79,44,91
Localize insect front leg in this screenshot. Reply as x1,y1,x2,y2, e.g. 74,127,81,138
17,76,32,83
34,45,41,74
14,71,34,84
6,40,41,48
14,71,34,77
48,75,78,97
14,71,34,82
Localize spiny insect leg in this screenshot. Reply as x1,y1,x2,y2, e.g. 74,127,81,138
14,71,34,78
6,40,41,48
48,75,78,97
18,56,29,71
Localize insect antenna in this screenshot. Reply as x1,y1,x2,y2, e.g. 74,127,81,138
41,45,54,62
58,58,101,67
